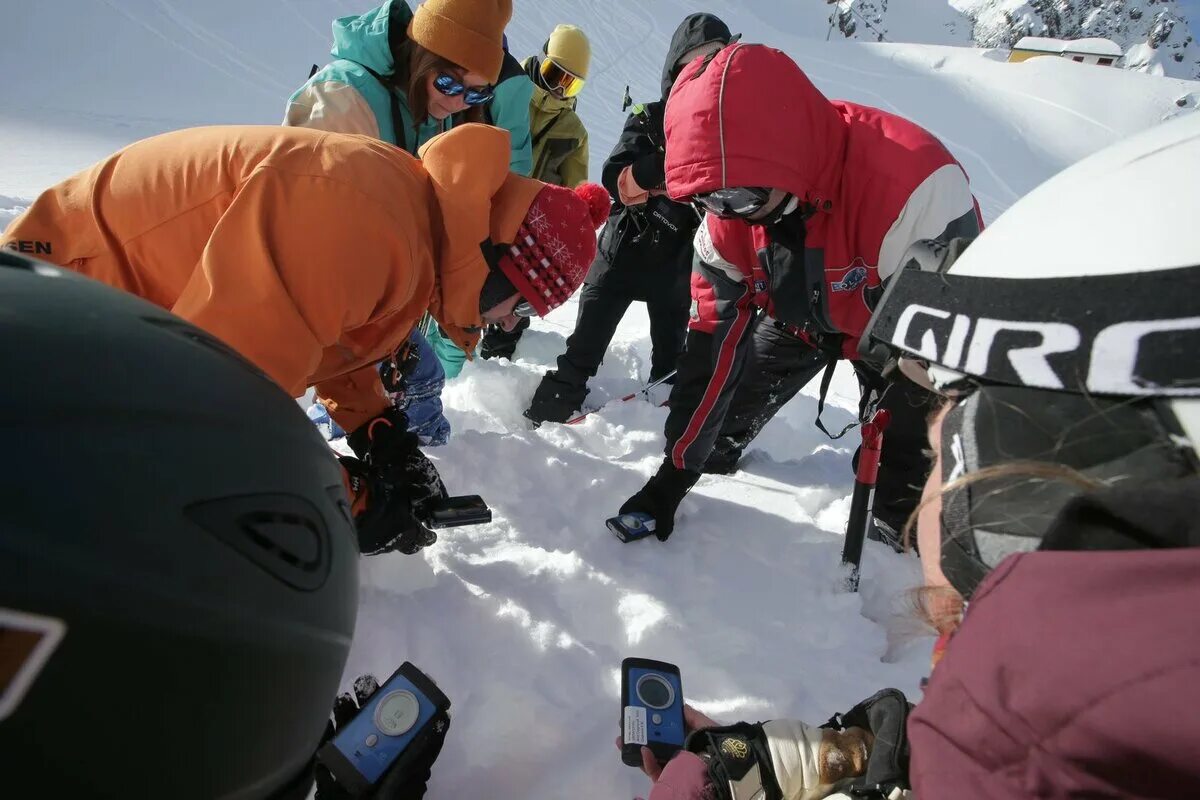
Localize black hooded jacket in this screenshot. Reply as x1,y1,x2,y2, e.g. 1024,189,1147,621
584,14,735,299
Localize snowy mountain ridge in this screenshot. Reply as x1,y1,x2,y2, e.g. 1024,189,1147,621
828,0,1200,79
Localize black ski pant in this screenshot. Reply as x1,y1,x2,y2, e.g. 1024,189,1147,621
705,317,936,533
527,280,689,422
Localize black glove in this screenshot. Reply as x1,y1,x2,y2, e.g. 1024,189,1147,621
314,674,451,800
339,457,438,555
619,459,700,541
681,690,912,800
630,152,666,191
821,688,914,797
349,409,447,516
349,407,415,463
343,409,448,556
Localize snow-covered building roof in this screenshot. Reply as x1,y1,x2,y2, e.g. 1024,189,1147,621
1013,36,1124,58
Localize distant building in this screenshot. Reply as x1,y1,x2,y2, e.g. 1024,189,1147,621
1009,36,1123,67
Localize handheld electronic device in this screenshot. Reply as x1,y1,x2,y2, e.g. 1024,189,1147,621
423,495,492,529
607,512,657,543
317,662,451,796
621,657,685,767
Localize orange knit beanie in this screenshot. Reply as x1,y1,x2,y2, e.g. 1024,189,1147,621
408,0,512,83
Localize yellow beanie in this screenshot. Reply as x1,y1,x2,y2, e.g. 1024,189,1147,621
409,0,512,84
545,24,591,79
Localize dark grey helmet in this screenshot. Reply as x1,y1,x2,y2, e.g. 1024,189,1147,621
0,251,359,798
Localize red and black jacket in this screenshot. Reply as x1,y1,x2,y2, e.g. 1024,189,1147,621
661,43,983,472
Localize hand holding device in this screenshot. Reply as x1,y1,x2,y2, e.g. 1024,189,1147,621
348,409,449,519
621,658,686,767
316,665,451,799
339,457,439,556
621,704,720,784
342,412,492,554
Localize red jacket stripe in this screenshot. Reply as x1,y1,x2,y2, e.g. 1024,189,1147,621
670,295,753,469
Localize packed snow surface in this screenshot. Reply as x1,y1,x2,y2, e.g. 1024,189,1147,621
3,1,1197,796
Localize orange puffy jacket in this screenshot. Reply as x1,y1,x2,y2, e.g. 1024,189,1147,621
2,123,543,433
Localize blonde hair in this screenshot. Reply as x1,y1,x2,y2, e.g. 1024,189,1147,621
901,460,1103,549
903,460,1105,632
909,585,965,635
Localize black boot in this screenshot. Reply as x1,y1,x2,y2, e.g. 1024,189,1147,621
478,317,530,360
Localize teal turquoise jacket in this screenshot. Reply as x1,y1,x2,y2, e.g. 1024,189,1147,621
285,0,532,377
285,0,533,175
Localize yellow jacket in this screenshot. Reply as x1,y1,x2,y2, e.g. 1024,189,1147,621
525,57,589,188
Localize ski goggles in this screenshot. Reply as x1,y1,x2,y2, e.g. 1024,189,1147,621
691,186,772,219
860,255,1200,400
935,384,1193,599
858,253,1200,598
539,58,585,98
514,300,537,318
433,73,495,106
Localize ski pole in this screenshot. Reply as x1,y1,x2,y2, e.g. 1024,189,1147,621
564,370,677,426
841,408,891,592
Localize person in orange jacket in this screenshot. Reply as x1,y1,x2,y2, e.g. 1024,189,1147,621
3,122,610,557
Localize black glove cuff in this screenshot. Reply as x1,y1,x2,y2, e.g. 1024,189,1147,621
823,688,913,795
349,407,415,463
630,153,666,191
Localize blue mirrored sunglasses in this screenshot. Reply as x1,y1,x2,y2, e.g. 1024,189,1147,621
433,73,495,106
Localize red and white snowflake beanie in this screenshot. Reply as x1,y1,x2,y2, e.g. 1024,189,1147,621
497,181,610,316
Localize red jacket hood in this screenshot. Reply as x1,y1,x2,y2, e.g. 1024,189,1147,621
663,43,847,206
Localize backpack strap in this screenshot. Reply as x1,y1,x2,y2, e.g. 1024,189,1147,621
815,357,852,440
365,0,414,153
531,113,563,148
813,343,860,440
358,64,409,153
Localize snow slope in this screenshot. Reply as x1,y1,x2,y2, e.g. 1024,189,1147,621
3,1,1197,212
3,3,1198,797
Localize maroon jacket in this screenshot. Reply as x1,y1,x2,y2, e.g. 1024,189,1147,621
910,482,1200,797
